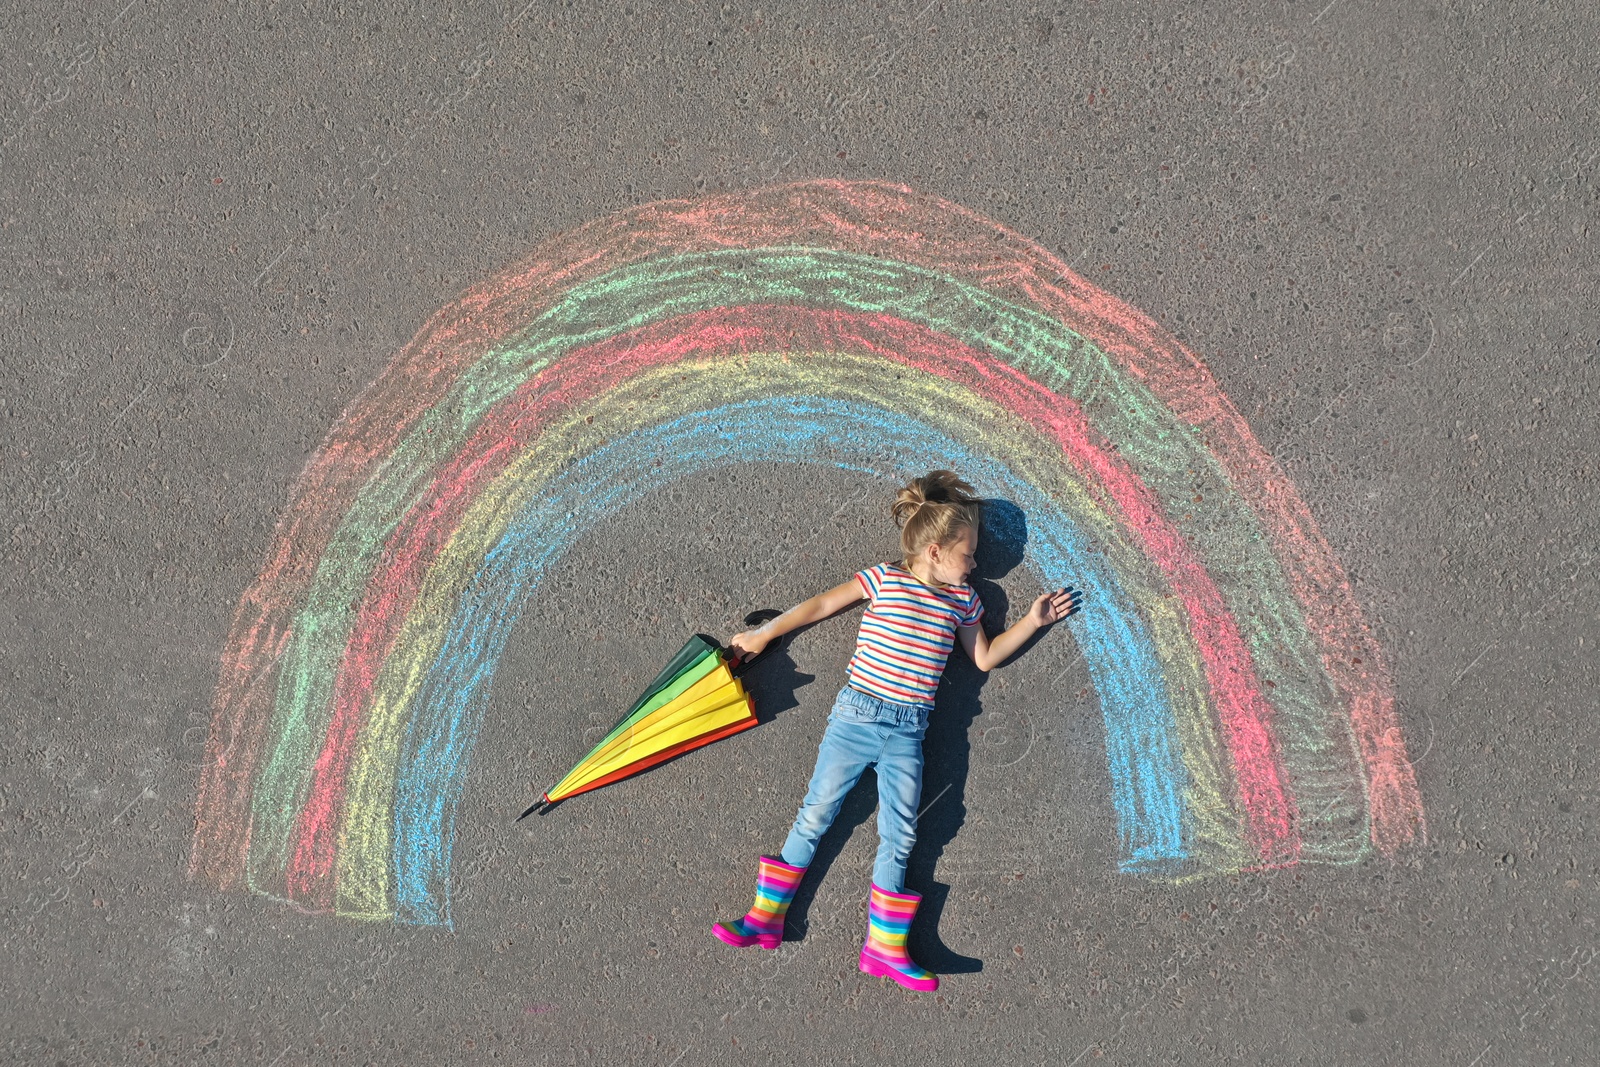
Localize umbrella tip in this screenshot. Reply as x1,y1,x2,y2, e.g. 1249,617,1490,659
515,797,546,822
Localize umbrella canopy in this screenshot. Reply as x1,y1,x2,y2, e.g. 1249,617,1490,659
522,634,757,817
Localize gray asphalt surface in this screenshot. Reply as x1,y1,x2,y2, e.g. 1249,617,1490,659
3,2,1597,1064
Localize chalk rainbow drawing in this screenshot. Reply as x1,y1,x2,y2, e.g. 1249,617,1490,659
190,180,1424,927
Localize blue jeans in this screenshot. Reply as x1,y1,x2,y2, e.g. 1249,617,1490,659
779,685,930,892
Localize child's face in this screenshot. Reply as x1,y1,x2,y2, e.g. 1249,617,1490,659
926,528,978,586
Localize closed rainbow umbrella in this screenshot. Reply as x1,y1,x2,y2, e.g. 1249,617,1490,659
519,634,758,818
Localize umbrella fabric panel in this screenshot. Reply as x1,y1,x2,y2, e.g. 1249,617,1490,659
588,639,724,753
546,669,752,800
567,664,739,775
574,676,751,783
550,710,758,803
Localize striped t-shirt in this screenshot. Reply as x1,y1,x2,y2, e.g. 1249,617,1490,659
844,562,985,709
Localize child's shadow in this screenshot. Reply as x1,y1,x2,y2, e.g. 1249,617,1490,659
783,500,1036,974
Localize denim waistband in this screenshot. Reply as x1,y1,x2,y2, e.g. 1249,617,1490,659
830,684,932,729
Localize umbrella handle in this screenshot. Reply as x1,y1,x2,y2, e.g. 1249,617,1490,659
724,608,785,676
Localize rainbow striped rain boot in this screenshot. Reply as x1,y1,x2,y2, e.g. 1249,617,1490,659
858,883,939,992
712,856,806,950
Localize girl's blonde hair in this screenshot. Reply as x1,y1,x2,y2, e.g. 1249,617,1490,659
892,470,981,558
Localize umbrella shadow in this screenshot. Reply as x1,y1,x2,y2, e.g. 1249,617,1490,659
734,608,816,722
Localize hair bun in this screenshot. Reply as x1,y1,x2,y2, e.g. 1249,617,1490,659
891,470,981,556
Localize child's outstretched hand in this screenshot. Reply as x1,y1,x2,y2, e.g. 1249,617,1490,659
727,629,769,663
728,607,790,664
1027,586,1085,628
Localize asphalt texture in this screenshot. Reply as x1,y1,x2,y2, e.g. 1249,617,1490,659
3,2,1598,1065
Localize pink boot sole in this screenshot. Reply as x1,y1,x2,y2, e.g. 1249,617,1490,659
859,950,939,991
712,922,781,950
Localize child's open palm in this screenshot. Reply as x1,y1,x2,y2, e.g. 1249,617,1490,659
1028,586,1085,627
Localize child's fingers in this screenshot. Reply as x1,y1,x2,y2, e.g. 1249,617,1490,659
728,631,768,661
1030,588,1084,625
1050,587,1084,619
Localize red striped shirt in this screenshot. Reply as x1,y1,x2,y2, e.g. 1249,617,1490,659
844,563,984,708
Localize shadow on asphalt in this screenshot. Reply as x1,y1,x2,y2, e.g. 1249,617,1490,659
736,607,817,722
